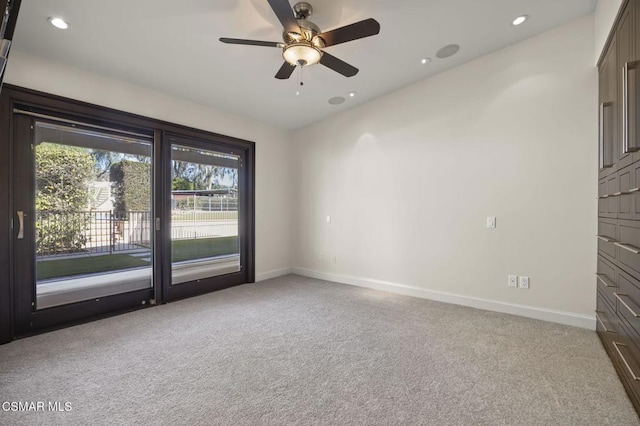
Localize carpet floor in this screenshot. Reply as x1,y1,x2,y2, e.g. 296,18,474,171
0,274,638,425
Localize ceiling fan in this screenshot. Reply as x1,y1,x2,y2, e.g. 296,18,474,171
219,0,380,79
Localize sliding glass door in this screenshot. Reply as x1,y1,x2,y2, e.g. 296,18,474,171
170,144,240,284
32,121,154,309
163,135,248,301
12,114,157,333
6,88,254,338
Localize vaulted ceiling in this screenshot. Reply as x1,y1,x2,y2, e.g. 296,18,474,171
12,0,597,129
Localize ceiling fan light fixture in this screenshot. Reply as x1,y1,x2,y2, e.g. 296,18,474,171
283,42,322,67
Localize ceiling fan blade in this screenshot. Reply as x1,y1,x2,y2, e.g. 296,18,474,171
219,38,283,48
275,62,296,79
267,0,301,34
319,18,380,47
319,53,359,77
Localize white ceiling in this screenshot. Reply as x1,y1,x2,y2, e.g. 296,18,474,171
12,0,596,130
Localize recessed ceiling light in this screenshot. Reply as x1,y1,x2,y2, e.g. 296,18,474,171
436,44,460,59
348,91,357,98
512,15,528,26
421,58,432,65
48,17,69,30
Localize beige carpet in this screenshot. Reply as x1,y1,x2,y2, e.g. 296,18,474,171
0,274,638,425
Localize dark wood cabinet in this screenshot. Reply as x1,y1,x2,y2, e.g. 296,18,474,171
598,218,618,263
600,38,617,175
598,256,619,308
598,174,619,218
596,290,618,347
618,2,638,164
597,0,640,416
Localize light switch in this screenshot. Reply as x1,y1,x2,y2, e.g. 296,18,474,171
486,217,496,228
326,215,331,224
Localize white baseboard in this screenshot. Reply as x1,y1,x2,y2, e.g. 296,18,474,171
256,268,293,282
291,267,596,330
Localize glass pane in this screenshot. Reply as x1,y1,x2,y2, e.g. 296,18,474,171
34,122,153,309
171,144,240,284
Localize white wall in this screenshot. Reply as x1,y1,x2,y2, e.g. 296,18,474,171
292,15,598,328
595,0,624,62
5,51,293,280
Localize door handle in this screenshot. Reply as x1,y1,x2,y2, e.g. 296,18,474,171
599,101,614,166
600,102,605,168
623,63,628,153
16,210,23,239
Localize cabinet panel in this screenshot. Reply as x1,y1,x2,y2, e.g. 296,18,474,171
598,290,619,335
620,165,633,218
599,173,619,218
597,290,618,359
618,2,637,164
614,320,640,401
618,269,640,336
598,218,618,263
601,37,619,178
619,161,640,220
598,256,619,309
598,177,608,217
609,173,620,218
599,178,609,216
617,220,640,278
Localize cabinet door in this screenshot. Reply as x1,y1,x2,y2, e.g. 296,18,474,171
599,173,619,219
600,39,617,176
596,290,618,354
618,2,638,164
598,218,618,263
598,255,619,309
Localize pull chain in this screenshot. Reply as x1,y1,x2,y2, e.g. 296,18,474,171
296,66,304,96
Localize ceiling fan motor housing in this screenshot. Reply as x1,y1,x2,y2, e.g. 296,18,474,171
293,2,313,19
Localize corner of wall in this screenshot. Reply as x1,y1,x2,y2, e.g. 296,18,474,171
289,15,597,327
594,0,624,64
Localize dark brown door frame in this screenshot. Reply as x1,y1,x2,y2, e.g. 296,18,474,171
0,85,255,343
11,114,158,335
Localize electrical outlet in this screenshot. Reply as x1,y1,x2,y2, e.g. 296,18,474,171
331,256,337,264
319,252,324,262
508,275,518,287
486,217,496,228
326,215,331,224
519,276,530,289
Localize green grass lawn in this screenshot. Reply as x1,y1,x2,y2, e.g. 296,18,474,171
36,236,239,280
37,254,149,281
172,236,238,262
